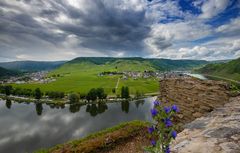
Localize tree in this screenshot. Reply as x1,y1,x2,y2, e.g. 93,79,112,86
96,88,107,100
87,88,98,101
5,85,12,96
121,86,125,98
69,93,80,103
121,86,130,99
80,93,86,100
35,88,42,99
125,86,130,99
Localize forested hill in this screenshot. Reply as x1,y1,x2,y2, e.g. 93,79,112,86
197,57,240,81
67,57,209,71
0,66,19,78
0,61,66,72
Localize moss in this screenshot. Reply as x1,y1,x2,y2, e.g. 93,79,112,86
34,120,149,153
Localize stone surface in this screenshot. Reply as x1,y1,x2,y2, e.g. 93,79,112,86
171,96,240,153
159,78,230,130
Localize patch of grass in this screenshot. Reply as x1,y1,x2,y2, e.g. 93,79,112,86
34,120,149,153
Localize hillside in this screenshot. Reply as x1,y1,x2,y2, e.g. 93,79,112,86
12,57,209,95
197,57,240,81
0,61,66,72
68,57,209,71
0,66,19,78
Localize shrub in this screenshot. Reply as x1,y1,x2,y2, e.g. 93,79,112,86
35,88,42,99
46,91,65,99
68,93,80,103
145,100,179,153
86,88,98,102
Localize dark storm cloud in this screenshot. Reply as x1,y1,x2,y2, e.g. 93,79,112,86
0,0,162,59
0,0,239,61
55,0,152,54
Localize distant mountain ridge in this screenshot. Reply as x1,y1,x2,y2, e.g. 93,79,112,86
68,57,209,71
0,61,66,72
0,66,20,78
0,57,210,73
197,57,240,81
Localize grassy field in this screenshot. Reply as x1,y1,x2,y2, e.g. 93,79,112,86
12,61,159,95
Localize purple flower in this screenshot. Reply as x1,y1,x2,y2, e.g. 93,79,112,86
171,105,179,112
164,145,170,153
164,118,172,127
153,100,160,106
148,126,154,134
164,106,171,114
151,140,156,146
171,130,177,139
151,108,158,117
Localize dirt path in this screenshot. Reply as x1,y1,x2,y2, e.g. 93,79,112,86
115,78,120,89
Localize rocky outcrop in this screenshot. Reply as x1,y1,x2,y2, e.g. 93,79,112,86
172,96,240,153
159,77,231,129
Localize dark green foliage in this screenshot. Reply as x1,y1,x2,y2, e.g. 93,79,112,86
96,88,107,100
35,88,42,99
4,85,13,96
86,88,107,102
121,86,130,99
0,66,20,78
0,61,65,72
80,93,87,99
197,57,240,81
45,91,65,99
12,88,33,97
86,88,98,101
69,93,80,103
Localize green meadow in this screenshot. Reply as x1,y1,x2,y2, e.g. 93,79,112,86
12,60,159,95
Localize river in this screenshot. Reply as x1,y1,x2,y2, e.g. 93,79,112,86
0,97,155,153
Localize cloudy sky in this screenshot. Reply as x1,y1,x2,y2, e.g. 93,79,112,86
0,0,240,61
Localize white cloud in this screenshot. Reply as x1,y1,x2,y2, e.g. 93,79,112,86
199,0,230,19
216,17,240,34
0,0,239,61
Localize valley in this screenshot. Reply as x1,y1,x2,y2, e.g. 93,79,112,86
6,57,208,96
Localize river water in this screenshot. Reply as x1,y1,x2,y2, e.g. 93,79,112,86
0,97,155,153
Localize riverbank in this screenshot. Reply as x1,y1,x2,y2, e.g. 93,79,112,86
35,120,149,153
0,93,158,105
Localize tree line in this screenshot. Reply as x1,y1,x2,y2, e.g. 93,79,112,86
0,85,132,102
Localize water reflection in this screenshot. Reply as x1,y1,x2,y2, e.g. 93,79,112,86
85,103,108,116
5,99,12,109
0,97,155,153
35,103,43,116
3,100,147,116
135,99,144,108
121,101,129,113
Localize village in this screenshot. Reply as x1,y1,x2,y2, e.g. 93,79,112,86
0,71,56,84
98,70,191,80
